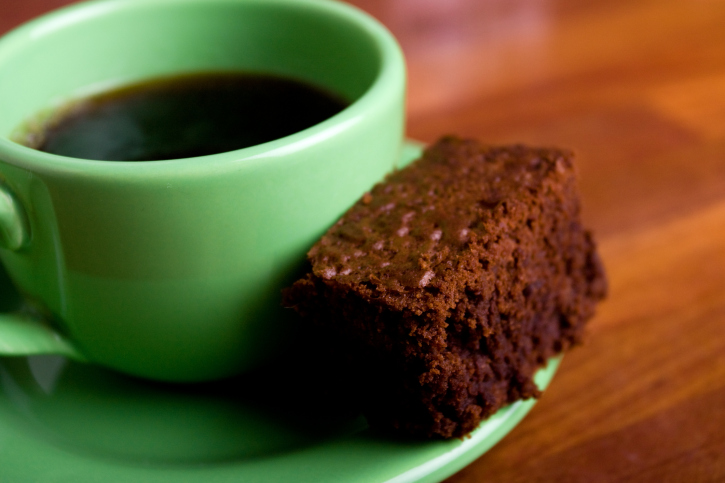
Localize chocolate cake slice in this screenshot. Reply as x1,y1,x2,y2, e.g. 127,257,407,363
283,136,606,439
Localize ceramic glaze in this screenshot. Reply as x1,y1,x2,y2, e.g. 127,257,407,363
0,0,405,381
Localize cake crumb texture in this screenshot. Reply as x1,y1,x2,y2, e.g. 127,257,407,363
284,136,607,439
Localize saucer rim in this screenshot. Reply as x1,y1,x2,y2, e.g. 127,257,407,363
0,356,561,483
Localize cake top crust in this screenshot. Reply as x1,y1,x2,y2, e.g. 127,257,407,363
307,136,577,315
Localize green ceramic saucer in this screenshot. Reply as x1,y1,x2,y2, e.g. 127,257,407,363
0,142,561,482
0,353,559,483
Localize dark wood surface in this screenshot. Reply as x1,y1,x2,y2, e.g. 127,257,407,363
4,1,725,481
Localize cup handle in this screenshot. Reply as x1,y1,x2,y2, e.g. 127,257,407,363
0,183,86,361
0,312,86,360
0,182,29,250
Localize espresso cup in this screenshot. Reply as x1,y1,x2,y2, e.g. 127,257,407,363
0,0,405,381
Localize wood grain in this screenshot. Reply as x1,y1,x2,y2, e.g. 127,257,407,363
4,0,725,481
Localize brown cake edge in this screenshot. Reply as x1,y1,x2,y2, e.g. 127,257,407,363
283,137,607,439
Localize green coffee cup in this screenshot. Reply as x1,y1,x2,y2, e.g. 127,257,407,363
0,0,405,381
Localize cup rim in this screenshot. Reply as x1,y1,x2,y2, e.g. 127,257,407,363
0,0,405,178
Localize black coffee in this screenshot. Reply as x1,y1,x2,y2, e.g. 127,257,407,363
25,72,348,161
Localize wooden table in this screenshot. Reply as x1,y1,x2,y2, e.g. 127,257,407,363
4,1,725,481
